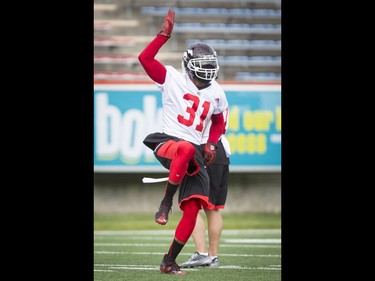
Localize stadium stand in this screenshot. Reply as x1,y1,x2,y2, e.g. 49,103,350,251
94,3,118,12
140,7,281,24
94,0,281,82
235,72,281,82
185,39,281,51
129,0,281,9
94,71,149,81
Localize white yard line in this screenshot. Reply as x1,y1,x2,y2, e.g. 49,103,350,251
94,264,281,271
94,251,280,257
95,242,280,248
224,238,281,244
94,229,281,236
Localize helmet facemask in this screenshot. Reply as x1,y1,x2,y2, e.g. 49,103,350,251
186,56,219,81
182,43,220,82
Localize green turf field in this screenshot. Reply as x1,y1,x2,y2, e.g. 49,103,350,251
94,212,281,280
94,212,281,230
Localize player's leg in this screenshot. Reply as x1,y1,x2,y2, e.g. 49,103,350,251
205,208,222,267
192,212,207,253
160,198,201,275
154,140,197,225
179,211,213,268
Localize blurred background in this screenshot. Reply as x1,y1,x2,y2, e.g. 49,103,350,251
94,0,281,228
94,0,281,82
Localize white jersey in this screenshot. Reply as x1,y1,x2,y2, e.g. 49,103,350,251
156,65,228,145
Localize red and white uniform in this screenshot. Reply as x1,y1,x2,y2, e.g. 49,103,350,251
139,34,228,211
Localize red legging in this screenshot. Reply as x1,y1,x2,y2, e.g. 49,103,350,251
175,198,201,243
156,140,196,183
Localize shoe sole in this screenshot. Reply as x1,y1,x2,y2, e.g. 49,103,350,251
160,270,186,275
180,261,212,268
160,266,186,275
155,218,167,225
180,263,211,268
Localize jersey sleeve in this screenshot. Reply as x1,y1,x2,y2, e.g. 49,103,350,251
214,90,229,115
201,84,229,144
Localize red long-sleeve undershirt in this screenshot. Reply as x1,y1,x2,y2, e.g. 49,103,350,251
138,35,168,84
208,113,225,144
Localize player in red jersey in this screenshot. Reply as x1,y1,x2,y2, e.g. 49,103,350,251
138,9,228,275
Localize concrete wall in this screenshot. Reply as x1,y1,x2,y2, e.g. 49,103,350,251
94,172,281,214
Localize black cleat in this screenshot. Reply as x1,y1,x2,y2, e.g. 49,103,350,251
160,255,186,275
155,204,172,225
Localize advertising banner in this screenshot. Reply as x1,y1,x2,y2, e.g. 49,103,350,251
94,84,281,172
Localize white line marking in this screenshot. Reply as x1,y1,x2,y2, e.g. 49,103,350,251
94,243,280,248
94,264,281,271
94,229,281,236
94,251,281,257
224,238,281,244
111,267,157,270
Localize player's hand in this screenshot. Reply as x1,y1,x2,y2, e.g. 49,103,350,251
202,142,217,166
158,9,175,37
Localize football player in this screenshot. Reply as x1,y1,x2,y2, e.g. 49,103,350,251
138,9,229,275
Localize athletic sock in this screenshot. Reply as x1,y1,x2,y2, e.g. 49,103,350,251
161,182,178,206
210,255,218,260
165,239,184,261
199,252,208,256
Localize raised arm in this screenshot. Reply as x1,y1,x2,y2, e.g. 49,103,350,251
138,9,175,84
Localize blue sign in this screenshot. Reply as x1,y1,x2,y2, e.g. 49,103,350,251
94,84,281,172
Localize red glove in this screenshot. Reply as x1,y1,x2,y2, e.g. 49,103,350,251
202,142,217,166
158,9,175,37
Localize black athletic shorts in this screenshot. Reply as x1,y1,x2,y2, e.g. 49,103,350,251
143,132,215,210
